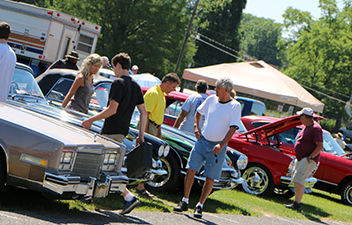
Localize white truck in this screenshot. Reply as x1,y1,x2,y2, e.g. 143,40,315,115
0,0,101,76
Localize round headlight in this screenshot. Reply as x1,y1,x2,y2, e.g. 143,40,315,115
287,159,296,174
158,145,165,157
236,155,248,170
163,145,170,157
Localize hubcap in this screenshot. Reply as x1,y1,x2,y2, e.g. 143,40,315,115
242,166,269,195
147,157,171,188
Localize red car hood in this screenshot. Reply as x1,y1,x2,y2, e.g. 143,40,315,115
243,114,325,138
141,86,190,103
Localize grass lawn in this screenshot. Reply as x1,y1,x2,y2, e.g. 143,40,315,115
1,185,351,223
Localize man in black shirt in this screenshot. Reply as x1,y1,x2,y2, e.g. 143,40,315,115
82,53,147,215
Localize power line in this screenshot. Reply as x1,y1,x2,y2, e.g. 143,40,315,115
292,75,350,100
198,33,243,57
195,34,244,61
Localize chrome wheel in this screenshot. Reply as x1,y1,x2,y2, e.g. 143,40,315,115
241,164,273,196
147,157,171,188
145,152,180,193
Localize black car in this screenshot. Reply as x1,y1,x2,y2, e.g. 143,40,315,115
36,68,248,193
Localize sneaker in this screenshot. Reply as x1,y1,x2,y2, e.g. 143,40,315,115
284,201,302,212
194,206,203,218
173,201,188,212
120,196,140,215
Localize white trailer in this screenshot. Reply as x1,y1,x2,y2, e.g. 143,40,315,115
0,0,101,76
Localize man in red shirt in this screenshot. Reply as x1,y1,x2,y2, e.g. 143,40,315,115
285,107,323,212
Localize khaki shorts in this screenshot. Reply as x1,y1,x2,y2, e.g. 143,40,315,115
103,134,125,143
292,158,317,185
136,120,159,137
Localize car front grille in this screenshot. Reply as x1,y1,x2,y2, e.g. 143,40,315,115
219,170,230,180
72,150,104,181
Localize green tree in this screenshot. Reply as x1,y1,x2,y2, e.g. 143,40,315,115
35,0,195,78
278,0,352,130
240,13,282,67
192,0,246,67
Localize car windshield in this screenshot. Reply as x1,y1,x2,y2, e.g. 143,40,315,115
322,132,346,156
47,78,111,110
9,66,46,103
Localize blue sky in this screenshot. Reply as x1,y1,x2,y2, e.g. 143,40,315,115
243,0,344,23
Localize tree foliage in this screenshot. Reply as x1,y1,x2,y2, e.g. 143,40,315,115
192,0,246,67
278,0,352,129
19,0,195,78
240,13,282,67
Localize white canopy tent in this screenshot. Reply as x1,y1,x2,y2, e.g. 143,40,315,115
182,60,324,113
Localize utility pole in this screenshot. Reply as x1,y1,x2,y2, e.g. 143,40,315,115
174,0,200,76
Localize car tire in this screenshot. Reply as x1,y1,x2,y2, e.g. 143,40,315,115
241,163,274,196
340,181,352,206
145,151,180,193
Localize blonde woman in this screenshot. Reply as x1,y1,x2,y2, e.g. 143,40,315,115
62,53,103,114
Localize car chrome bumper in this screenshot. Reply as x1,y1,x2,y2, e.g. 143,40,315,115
280,176,317,190
43,172,129,198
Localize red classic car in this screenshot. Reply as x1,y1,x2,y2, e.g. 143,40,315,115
241,115,352,206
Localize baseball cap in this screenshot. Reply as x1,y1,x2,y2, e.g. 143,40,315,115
132,65,139,70
296,107,314,116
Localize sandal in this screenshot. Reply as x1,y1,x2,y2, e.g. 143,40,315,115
136,188,154,197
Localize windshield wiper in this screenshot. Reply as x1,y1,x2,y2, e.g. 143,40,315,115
10,93,45,101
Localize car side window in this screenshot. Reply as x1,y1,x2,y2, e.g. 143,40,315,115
47,78,73,101
91,83,111,109
165,100,183,116
251,101,266,116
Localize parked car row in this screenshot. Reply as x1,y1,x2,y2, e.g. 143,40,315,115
3,64,168,200
34,68,315,200
6,64,351,207
4,64,248,199
35,68,248,193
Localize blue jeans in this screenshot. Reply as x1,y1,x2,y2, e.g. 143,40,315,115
186,136,227,180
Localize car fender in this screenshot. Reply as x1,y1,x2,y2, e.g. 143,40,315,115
169,146,184,169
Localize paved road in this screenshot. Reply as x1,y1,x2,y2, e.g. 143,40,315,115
0,210,350,225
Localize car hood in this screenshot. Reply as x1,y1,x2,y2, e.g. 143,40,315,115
243,114,326,138
0,102,114,147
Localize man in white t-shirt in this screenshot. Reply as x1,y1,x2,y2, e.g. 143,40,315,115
173,80,208,133
0,22,16,102
174,77,241,219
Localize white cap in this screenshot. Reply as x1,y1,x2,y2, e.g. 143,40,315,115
296,107,314,116
132,65,139,70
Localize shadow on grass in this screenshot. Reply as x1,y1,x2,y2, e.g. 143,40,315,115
139,186,252,216
300,203,331,224
0,187,73,211
93,187,172,213
310,191,342,205
0,187,153,224
236,188,332,221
